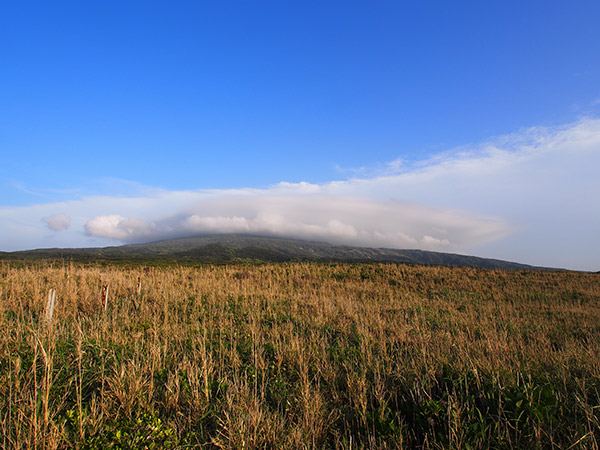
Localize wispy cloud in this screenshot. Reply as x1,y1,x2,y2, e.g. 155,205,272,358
43,214,71,232
334,157,408,178
1,117,599,270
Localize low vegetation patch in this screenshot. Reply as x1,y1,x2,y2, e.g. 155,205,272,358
0,261,599,448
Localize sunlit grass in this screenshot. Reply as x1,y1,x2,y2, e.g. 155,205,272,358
1,260,599,449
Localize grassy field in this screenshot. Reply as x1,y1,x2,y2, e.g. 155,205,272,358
0,261,599,449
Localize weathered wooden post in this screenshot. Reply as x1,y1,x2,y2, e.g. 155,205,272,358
102,284,109,311
46,289,56,324
129,277,141,311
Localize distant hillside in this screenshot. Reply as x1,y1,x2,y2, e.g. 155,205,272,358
0,234,552,270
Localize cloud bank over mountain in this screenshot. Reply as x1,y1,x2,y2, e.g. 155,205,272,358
83,196,510,251
1,118,599,270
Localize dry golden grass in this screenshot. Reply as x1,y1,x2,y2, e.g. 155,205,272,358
0,260,599,449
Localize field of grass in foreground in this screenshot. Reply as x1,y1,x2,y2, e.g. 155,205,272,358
0,261,599,449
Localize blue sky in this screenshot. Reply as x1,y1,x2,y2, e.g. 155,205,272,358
1,1,600,270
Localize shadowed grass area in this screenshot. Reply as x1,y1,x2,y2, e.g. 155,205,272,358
0,261,599,449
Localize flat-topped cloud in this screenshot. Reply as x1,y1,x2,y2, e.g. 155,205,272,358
83,195,510,251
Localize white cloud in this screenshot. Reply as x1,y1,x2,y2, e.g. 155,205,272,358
79,195,509,252
84,215,156,241
0,117,599,270
42,214,71,231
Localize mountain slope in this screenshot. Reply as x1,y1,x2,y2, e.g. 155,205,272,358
1,234,551,270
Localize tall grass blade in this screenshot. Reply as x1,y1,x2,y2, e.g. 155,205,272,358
45,288,56,324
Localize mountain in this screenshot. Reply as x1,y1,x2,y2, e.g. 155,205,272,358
1,234,551,270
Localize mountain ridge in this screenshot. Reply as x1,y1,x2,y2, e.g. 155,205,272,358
0,234,557,270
